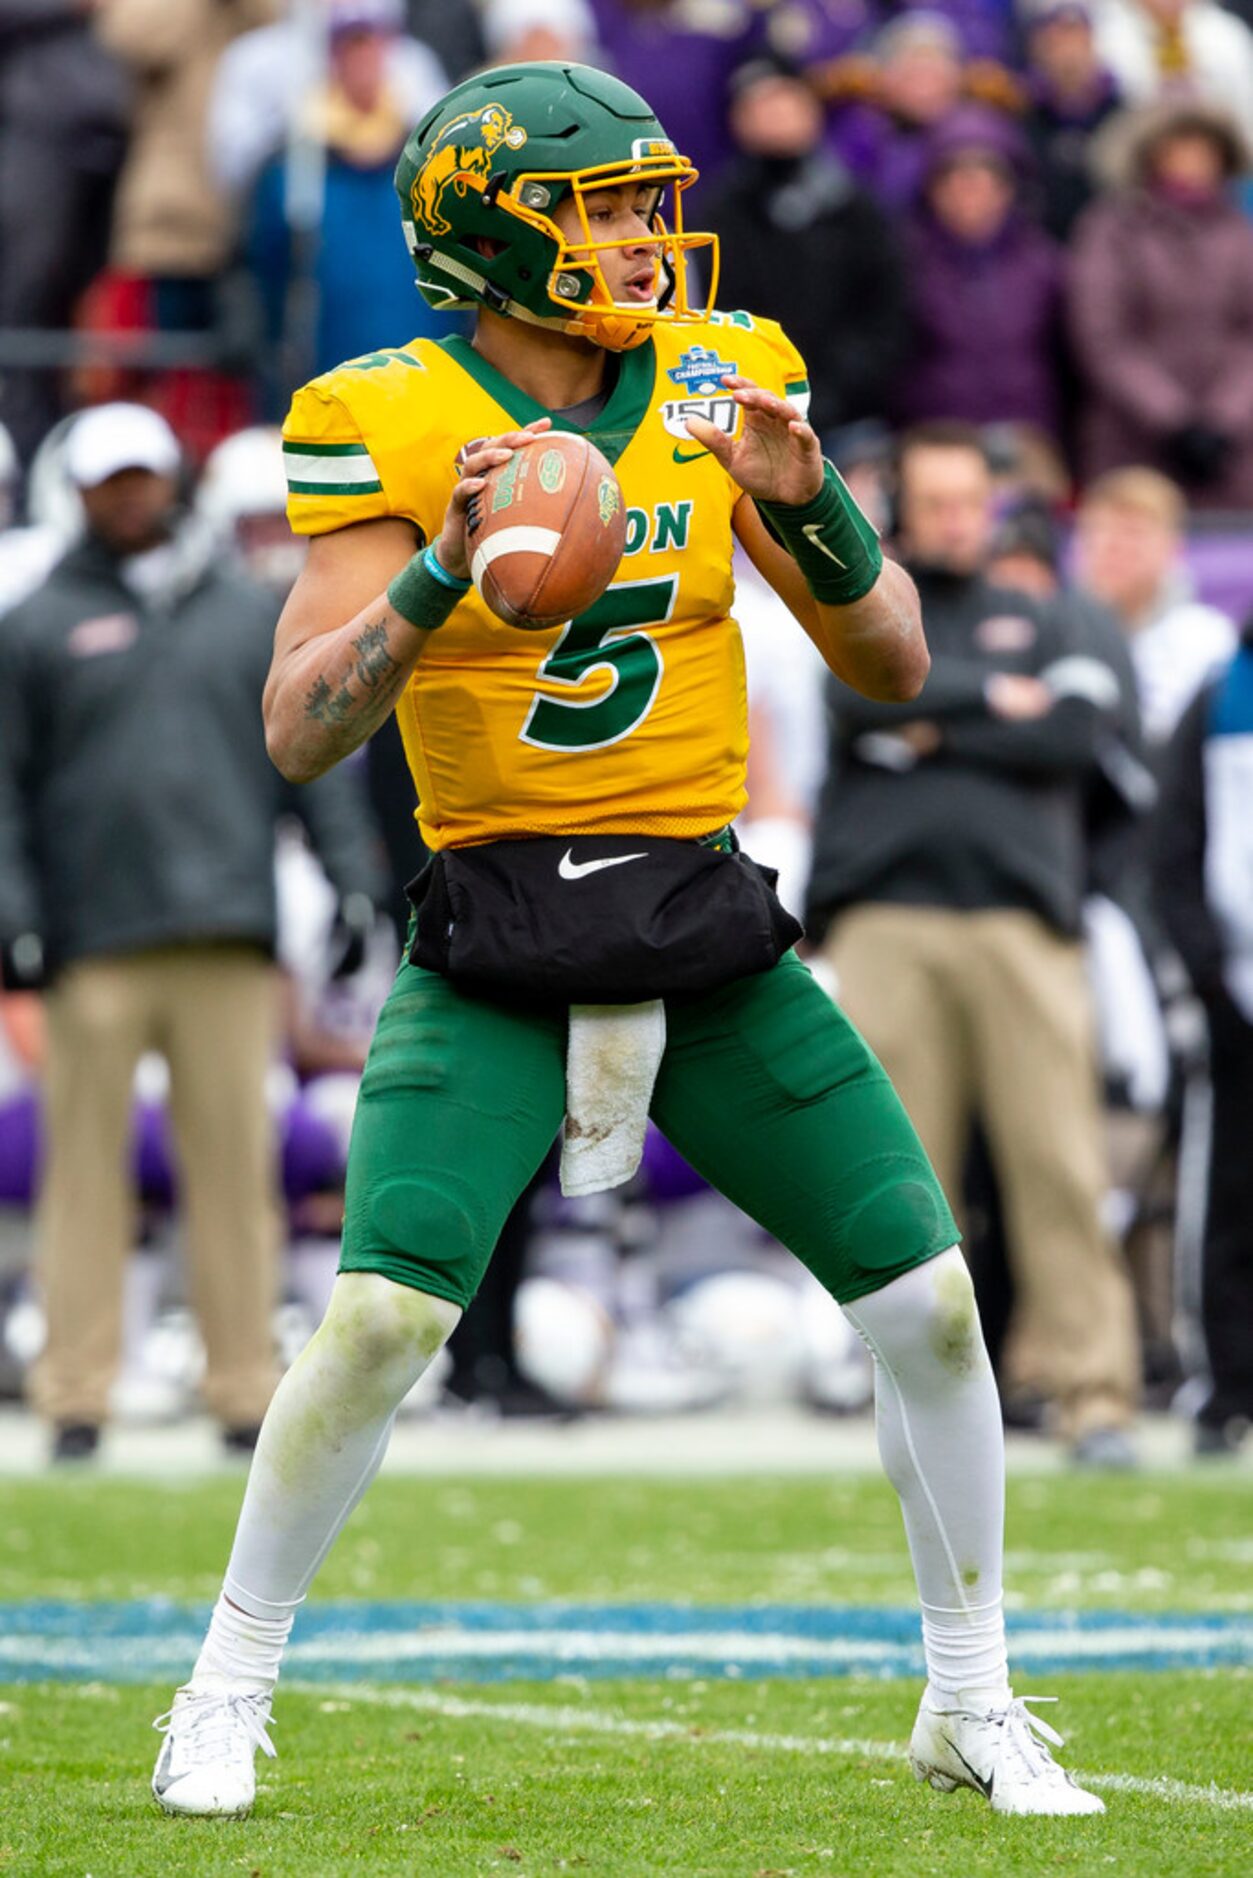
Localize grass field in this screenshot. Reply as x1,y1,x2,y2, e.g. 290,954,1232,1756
1,1468,1250,1877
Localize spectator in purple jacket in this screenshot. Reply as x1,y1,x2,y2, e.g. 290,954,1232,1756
584,0,755,187
826,9,1027,208
1068,99,1253,508
895,106,1066,436
828,13,970,210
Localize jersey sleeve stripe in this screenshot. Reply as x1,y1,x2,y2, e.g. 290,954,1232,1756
287,476,385,497
284,447,383,493
785,378,811,418
282,440,375,458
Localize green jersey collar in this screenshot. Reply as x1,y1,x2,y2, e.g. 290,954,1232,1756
440,334,656,468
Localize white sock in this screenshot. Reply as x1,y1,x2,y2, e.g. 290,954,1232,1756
843,1247,1010,1704
192,1592,296,1696
191,1273,460,1694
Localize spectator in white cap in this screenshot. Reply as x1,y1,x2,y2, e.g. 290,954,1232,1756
0,403,385,1465
65,401,181,491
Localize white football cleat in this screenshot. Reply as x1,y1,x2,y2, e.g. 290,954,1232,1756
910,1689,1105,1816
151,1683,276,1817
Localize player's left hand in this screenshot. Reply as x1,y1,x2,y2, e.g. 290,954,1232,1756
683,375,823,507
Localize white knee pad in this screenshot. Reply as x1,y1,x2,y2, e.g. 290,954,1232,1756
845,1247,986,1382
316,1273,461,1388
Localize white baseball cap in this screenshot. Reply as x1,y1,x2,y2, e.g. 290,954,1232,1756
65,403,181,489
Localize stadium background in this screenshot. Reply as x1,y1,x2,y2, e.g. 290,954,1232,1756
0,3,1249,1873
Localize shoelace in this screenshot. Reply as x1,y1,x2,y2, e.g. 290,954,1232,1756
994,1696,1069,1783
153,1689,277,1762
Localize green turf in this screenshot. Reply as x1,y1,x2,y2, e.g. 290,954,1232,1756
1,1671,1250,1877
1,1470,1249,1876
1,1470,1251,1609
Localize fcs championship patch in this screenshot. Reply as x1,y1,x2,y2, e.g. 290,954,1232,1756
412,103,527,238
660,344,739,444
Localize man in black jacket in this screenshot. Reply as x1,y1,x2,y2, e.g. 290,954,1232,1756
702,54,908,440
0,404,385,1460
1153,622,1253,1456
809,422,1141,1462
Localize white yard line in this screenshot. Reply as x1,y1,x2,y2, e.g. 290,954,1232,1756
294,1682,1253,1814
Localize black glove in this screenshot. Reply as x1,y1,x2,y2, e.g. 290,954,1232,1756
325,892,376,981
0,932,46,992
1162,423,1233,489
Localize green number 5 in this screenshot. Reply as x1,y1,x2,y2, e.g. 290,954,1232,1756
519,575,676,753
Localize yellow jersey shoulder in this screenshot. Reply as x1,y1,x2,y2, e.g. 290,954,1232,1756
282,339,462,537
651,310,810,415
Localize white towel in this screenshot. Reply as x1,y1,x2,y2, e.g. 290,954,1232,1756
559,1000,667,1197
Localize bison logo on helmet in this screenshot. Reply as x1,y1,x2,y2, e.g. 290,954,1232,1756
412,103,528,238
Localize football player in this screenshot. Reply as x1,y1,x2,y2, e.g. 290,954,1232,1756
151,62,1103,1820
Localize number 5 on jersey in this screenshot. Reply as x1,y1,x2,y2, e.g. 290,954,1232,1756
519,575,677,753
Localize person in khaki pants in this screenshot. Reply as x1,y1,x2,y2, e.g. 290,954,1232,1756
0,405,384,1461
36,947,280,1444
807,422,1141,1463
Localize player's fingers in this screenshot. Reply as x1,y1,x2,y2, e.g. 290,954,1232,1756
456,422,549,473
683,413,731,462
458,444,515,479
724,373,797,418
493,423,551,449
448,474,487,511
740,390,797,423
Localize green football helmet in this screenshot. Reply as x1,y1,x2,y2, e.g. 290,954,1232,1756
394,61,718,352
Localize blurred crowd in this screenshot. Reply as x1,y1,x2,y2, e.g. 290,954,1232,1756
0,0,1250,1463
9,0,1253,492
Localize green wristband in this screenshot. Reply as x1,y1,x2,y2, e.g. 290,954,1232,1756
386,546,467,632
758,460,883,606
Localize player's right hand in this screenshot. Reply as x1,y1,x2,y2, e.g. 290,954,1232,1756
435,418,552,581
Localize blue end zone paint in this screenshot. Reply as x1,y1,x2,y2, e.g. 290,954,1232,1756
0,1603,1249,1684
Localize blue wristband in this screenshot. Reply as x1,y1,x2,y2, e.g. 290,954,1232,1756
422,543,471,593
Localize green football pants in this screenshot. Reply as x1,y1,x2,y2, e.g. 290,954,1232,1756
340,950,957,1309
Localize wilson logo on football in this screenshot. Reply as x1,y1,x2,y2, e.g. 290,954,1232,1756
490,450,526,512
411,103,527,238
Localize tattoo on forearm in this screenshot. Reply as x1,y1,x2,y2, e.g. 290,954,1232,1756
352,619,400,691
301,616,412,738
304,674,356,725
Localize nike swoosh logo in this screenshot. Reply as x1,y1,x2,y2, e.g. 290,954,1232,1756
671,446,708,464
942,1734,994,1801
558,849,648,881
802,520,847,569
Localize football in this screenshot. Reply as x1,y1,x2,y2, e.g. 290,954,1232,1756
466,430,627,630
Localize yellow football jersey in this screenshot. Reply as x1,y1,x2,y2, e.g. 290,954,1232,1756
283,315,810,851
